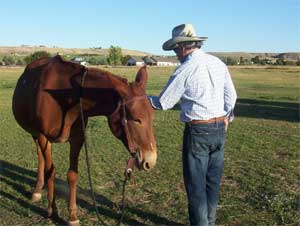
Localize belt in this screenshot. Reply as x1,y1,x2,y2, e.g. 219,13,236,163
189,116,226,125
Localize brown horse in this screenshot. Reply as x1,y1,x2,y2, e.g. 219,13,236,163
12,55,157,225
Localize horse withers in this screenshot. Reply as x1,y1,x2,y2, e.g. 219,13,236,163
12,55,157,225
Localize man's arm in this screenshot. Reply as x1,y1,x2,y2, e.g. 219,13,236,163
224,67,237,127
148,68,187,110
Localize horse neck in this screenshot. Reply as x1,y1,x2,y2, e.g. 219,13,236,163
81,70,129,117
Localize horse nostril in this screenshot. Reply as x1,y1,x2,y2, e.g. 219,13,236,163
143,162,150,171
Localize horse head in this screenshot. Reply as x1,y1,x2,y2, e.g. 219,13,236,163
108,66,157,171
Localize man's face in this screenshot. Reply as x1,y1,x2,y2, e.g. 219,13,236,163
173,45,185,63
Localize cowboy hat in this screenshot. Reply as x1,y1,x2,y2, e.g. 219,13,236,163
162,24,207,51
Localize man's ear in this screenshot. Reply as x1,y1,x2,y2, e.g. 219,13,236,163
134,66,148,91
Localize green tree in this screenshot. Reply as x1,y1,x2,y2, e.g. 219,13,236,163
251,56,260,64
108,46,122,66
16,58,25,66
226,57,237,65
25,51,51,64
239,57,245,65
2,55,16,65
121,55,132,65
275,58,285,65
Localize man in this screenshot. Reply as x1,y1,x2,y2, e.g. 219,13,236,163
148,24,237,226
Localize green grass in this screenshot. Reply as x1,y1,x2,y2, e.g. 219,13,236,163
1,66,300,226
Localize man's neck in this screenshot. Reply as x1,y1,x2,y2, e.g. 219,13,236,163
179,48,199,63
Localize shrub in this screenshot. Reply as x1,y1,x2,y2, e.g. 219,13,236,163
2,55,16,65
25,51,51,64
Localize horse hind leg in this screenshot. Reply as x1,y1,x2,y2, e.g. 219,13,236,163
32,136,45,202
37,134,57,218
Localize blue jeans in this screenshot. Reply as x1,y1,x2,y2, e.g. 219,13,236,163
182,121,225,226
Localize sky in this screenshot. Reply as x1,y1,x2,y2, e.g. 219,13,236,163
0,0,299,55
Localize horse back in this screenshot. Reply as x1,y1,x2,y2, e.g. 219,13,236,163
12,56,83,139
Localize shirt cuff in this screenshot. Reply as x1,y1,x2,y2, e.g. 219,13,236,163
147,96,163,110
225,109,235,122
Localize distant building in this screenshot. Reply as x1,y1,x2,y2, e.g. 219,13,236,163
71,57,88,66
126,56,145,66
152,56,180,66
126,55,180,66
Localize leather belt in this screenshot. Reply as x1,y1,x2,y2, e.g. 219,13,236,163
189,116,226,125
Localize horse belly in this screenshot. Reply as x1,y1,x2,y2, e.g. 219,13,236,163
12,77,40,136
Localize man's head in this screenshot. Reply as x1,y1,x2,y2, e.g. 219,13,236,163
162,24,207,62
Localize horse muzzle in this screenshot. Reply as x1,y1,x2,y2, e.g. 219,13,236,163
134,148,157,171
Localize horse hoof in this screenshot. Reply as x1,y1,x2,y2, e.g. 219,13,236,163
31,193,42,202
68,220,80,226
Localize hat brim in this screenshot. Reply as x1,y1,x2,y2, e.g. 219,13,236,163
162,36,208,51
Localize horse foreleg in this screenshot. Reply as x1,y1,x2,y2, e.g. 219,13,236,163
38,134,57,218
32,137,45,202
67,118,86,226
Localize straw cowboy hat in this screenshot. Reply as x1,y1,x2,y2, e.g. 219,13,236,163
162,24,207,51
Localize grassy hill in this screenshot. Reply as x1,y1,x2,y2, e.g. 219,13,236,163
210,52,300,61
0,46,150,57
0,46,299,61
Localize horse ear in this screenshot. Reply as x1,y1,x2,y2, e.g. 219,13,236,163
135,66,148,90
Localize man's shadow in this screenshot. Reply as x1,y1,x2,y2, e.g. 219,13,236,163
0,159,184,226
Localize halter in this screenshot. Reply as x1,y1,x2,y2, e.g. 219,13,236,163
111,95,147,155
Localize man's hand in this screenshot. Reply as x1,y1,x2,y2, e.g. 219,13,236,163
224,117,229,132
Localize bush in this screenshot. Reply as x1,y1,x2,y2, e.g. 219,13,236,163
25,51,51,64
87,56,107,65
2,55,16,65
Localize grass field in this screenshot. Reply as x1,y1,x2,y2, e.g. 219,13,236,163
0,65,299,226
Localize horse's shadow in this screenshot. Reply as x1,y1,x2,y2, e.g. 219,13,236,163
0,159,184,226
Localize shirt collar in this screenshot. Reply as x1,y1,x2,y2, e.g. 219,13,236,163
184,48,204,62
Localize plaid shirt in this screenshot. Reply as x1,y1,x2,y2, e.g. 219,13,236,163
148,49,237,122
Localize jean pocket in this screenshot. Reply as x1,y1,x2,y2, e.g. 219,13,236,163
191,134,211,157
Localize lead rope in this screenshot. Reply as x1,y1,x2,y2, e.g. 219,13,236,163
79,70,129,226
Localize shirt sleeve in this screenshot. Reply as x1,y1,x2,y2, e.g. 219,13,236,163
224,67,237,121
148,95,163,110
148,67,187,110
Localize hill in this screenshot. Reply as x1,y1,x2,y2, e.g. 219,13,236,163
0,46,299,61
209,52,300,61
0,46,150,57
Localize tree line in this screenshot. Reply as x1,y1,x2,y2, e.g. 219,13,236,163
1,47,299,66
219,55,300,66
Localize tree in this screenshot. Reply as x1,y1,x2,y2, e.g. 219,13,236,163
275,58,285,65
2,55,16,65
25,51,51,64
121,55,132,65
251,56,260,64
239,57,245,65
226,57,237,65
107,46,122,66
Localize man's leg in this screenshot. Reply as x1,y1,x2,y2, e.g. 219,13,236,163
182,124,210,226
207,124,225,226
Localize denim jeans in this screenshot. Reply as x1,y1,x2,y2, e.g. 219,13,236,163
182,121,225,226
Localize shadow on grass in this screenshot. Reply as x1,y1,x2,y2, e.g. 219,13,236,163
0,159,184,226
236,98,299,122
167,99,299,123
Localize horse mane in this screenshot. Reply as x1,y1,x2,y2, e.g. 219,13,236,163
86,67,129,86
27,57,52,69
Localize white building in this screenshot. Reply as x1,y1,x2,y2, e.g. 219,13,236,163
71,57,88,66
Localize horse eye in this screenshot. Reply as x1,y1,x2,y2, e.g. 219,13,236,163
133,119,142,124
